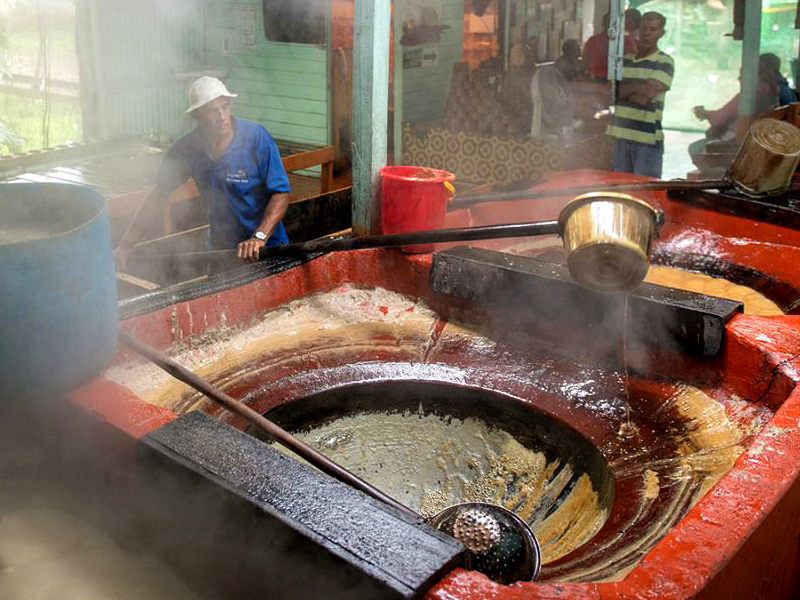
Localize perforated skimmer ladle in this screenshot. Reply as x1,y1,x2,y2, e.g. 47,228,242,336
119,330,542,584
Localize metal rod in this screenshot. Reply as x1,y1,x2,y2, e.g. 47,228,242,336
130,220,563,263
449,179,728,210
258,220,561,257
118,330,417,517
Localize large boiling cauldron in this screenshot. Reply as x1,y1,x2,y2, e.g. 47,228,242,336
0,183,118,401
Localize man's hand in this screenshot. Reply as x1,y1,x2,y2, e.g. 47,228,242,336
692,105,708,120
237,237,266,262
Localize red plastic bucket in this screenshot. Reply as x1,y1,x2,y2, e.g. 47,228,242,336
380,165,456,253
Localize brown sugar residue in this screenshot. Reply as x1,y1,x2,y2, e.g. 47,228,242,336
281,410,608,564
105,285,438,410
644,265,783,316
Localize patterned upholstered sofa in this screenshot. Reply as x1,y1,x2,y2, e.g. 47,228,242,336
402,122,613,185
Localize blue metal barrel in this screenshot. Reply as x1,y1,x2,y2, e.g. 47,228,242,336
0,183,118,401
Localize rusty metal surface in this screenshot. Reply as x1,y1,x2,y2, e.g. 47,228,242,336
430,246,742,357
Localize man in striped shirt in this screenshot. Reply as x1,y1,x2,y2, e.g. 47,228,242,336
607,12,674,178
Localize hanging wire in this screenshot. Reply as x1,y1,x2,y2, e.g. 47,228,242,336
36,0,51,148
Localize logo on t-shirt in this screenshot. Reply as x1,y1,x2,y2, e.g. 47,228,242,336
226,169,249,183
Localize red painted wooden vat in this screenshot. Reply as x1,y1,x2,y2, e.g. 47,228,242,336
69,170,800,599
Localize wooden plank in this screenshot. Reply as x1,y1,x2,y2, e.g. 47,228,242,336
116,272,160,291
234,104,328,128
281,146,335,172
235,95,327,115
227,80,328,103
276,139,329,154
320,159,334,193
132,224,208,255
216,53,327,74
226,67,328,89
245,42,327,59
204,37,326,61
244,119,327,143
141,412,463,600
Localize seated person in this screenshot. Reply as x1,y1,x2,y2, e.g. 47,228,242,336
689,54,780,161
759,53,797,106
583,12,638,81
554,39,583,81
531,40,579,137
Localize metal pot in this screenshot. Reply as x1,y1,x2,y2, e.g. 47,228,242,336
726,118,800,197
0,183,118,402
558,192,661,292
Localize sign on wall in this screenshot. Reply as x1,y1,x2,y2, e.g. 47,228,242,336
235,5,256,49
401,0,447,68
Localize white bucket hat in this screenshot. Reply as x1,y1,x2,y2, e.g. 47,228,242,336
186,76,237,113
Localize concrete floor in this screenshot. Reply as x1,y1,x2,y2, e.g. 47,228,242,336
662,129,705,180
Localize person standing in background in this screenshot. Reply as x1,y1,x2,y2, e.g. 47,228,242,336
582,12,638,81
607,12,674,178
624,8,642,43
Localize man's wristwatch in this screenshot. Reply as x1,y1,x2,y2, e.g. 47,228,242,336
253,230,267,241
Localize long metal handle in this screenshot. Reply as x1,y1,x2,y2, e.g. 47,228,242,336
118,330,417,517
129,220,562,263
257,220,561,259
449,179,728,210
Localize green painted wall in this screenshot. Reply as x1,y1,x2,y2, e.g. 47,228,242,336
77,0,204,139
202,1,330,147
79,0,329,153
400,0,465,125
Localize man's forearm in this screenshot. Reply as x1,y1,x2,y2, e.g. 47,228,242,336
618,81,649,100
254,192,290,237
618,80,664,107
626,92,652,106
617,81,638,99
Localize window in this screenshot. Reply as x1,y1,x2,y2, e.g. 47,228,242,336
262,0,327,45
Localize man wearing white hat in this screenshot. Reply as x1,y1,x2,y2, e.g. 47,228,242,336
116,76,290,265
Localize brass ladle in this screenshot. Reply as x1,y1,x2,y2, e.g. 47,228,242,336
134,193,663,293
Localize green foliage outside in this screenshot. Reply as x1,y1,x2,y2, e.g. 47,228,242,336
637,0,799,131
0,0,81,154
1,92,81,153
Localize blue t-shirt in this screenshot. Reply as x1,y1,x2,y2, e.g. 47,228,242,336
778,78,797,107
156,117,291,249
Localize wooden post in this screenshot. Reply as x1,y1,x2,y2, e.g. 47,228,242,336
502,0,511,70
607,0,625,102
89,0,109,138
393,0,404,167
736,0,762,140
352,0,391,236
